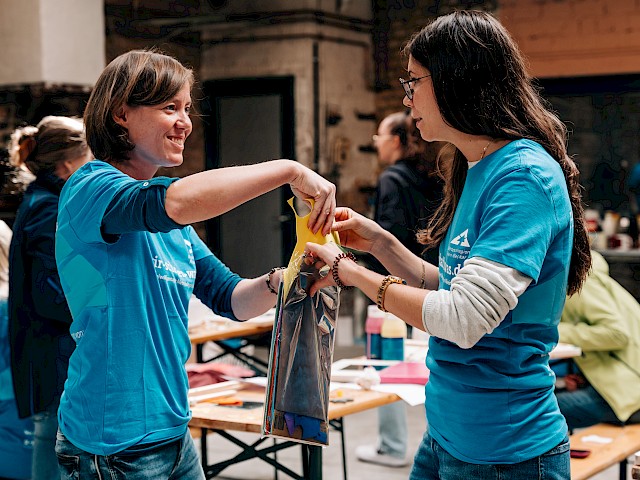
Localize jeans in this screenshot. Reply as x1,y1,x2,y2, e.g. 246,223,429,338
0,398,33,479
410,431,570,480
55,429,205,480
378,402,408,457
32,400,59,480
556,385,640,431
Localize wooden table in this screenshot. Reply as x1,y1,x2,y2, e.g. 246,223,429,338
569,423,640,480
188,315,274,373
189,381,400,480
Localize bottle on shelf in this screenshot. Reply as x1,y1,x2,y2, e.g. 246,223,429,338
381,312,407,362
365,305,384,360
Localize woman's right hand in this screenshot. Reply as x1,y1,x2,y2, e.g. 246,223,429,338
331,207,386,254
289,163,336,235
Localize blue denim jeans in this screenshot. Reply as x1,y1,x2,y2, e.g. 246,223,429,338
556,385,640,431
378,402,408,458
32,400,60,480
55,429,205,480
409,431,570,480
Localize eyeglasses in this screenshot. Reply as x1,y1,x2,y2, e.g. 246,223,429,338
399,74,431,100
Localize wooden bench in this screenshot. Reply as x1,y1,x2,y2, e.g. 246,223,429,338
570,423,640,480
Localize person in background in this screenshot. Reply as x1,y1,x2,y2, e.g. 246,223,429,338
0,219,34,480
54,48,335,479
556,250,640,431
372,110,443,266
356,110,443,468
305,10,591,479
8,116,92,480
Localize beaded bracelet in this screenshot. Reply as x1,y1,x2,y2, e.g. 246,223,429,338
376,275,407,312
266,267,285,294
331,252,357,290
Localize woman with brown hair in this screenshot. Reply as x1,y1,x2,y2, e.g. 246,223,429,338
53,49,335,479
8,116,92,480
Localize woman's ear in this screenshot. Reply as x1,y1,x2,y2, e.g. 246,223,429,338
112,106,128,127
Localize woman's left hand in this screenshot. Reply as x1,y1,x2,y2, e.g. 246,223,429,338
304,242,357,295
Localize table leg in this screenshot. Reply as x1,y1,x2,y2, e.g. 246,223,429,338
307,444,323,480
329,417,347,480
200,428,208,470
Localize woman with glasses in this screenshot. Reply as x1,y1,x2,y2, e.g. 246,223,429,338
53,49,335,479
305,10,590,480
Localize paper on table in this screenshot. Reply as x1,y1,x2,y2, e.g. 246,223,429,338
581,435,613,444
330,381,426,406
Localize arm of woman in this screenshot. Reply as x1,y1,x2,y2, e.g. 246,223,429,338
230,268,283,320
559,278,629,351
305,240,429,331
165,159,336,234
332,207,439,289
307,240,531,347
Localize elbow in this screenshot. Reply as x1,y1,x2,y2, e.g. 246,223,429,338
456,332,483,349
611,329,630,349
164,186,191,224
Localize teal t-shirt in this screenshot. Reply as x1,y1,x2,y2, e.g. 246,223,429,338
427,139,572,463
55,161,239,455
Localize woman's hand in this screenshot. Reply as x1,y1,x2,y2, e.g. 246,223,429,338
304,242,358,296
289,164,336,235
331,207,386,255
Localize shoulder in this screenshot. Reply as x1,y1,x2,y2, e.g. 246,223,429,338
379,164,412,187
481,140,567,200
16,183,58,219
68,160,125,185
502,140,564,183
62,161,133,202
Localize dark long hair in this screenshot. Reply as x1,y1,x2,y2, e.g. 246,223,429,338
407,10,590,295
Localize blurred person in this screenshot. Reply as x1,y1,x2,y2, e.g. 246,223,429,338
356,110,443,468
8,116,91,480
372,110,443,266
0,218,34,480
556,250,640,431
305,11,591,479
53,49,335,479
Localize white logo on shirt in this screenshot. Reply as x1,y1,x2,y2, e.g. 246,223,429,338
450,229,470,247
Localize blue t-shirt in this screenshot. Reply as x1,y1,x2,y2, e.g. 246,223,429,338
427,139,572,463
56,161,241,455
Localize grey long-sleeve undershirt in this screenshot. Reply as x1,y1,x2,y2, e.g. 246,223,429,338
422,257,533,349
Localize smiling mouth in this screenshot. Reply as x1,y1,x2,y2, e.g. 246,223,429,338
167,136,185,148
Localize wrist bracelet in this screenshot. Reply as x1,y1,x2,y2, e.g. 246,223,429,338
376,275,407,312
266,267,285,294
331,252,357,290
419,260,426,289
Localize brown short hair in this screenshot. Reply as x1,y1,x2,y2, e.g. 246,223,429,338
84,49,194,163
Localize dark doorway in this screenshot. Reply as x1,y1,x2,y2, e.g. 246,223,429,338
202,77,295,277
